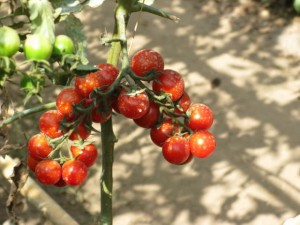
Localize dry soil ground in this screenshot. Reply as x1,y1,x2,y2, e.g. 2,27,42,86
2,0,300,225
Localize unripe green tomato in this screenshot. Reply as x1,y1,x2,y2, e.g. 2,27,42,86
53,35,74,56
0,26,20,57
294,0,300,13
24,34,53,60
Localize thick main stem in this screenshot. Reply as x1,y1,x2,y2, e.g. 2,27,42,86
99,2,130,225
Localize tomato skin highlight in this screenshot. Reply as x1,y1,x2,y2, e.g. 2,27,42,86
62,160,88,186
152,69,185,101
27,133,52,160
35,160,62,185
53,35,74,56
134,101,160,128
71,144,98,167
150,119,179,147
24,34,53,60
131,49,164,77
117,89,150,119
0,26,20,57
162,136,190,165
39,110,64,138
56,88,82,117
186,103,214,131
189,130,216,158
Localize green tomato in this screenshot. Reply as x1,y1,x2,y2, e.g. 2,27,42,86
294,0,300,13
24,34,53,60
53,35,74,56
20,74,45,94
0,26,20,57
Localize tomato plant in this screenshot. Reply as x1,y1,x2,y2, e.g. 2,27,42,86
0,1,217,224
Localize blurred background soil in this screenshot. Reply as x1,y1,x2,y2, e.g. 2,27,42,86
2,0,300,224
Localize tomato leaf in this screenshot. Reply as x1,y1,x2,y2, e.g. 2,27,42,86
62,14,88,64
138,0,155,6
51,0,84,14
73,64,98,77
27,0,55,43
86,0,106,8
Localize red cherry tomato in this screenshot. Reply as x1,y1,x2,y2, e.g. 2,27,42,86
152,69,184,101
130,49,164,77
134,101,160,128
150,119,179,147
35,159,62,185
117,88,150,119
189,130,216,158
96,63,119,88
56,88,82,117
91,105,112,123
39,110,64,138
62,160,88,186
69,121,91,140
75,72,105,98
162,136,190,165
186,103,214,131
71,144,98,167
27,133,52,160
174,91,191,115
54,178,67,187
27,155,41,172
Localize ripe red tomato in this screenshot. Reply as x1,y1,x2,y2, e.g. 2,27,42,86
97,63,119,88
75,72,105,98
56,88,82,117
189,130,216,158
152,69,185,101
134,101,160,128
186,103,214,131
70,144,98,167
53,35,74,56
69,121,91,140
174,91,191,115
91,105,112,123
62,160,88,186
0,26,20,57
54,178,67,187
162,136,190,165
24,34,53,60
35,160,62,185
180,153,193,165
39,110,64,138
150,119,179,147
117,88,150,119
27,155,41,172
27,133,52,160
130,49,164,77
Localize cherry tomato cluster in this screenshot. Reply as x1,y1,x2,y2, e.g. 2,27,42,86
26,48,216,186
129,49,216,165
26,62,119,186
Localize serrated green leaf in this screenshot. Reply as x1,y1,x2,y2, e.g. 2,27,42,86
86,0,106,8
27,0,55,43
138,0,155,6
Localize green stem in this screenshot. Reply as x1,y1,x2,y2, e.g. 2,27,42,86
0,102,56,128
99,2,130,225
